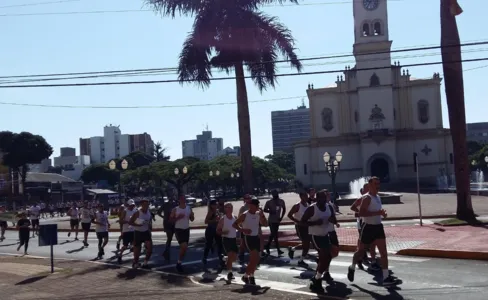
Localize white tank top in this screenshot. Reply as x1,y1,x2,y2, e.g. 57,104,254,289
293,202,309,221
222,215,237,238
135,209,152,232
122,208,137,233
174,206,191,229
80,208,92,223
242,211,260,236
326,204,336,233
70,208,79,220
95,211,108,232
308,204,331,236
363,193,382,225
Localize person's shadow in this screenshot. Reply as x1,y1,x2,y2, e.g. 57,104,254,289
66,246,85,254
352,284,404,300
324,281,353,298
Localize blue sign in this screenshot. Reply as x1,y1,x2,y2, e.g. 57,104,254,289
39,224,58,247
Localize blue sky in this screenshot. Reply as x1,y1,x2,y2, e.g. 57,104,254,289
0,0,486,161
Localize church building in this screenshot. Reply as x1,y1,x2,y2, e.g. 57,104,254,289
294,0,453,187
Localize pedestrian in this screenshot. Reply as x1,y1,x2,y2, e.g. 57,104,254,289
287,191,310,267
129,198,153,269
202,200,223,266
217,202,238,282
16,212,31,255
264,190,286,256
171,195,195,273
29,203,41,238
80,202,93,247
118,199,137,264
158,196,177,261
67,204,80,240
93,204,110,259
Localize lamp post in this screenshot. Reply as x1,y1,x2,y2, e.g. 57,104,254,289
485,156,488,166
323,151,343,205
174,166,188,198
209,170,220,198
109,159,128,204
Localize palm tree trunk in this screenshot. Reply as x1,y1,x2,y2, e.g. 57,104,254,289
440,0,475,220
234,62,253,194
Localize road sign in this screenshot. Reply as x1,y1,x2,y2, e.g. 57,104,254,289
38,224,58,273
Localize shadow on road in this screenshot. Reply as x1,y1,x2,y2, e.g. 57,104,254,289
15,275,47,285
231,285,271,296
0,242,19,247
324,281,353,299
352,284,405,300
66,246,85,254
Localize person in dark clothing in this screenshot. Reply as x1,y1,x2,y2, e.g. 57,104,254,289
264,190,287,256
16,212,31,255
158,197,177,261
202,200,224,266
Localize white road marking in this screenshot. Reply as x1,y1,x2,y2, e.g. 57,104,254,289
156,257,219,270
258,265,348,280
337,252,429,262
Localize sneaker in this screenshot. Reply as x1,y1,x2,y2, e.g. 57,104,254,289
116,243,120,251
297,260,309,268
132,262,140,269
24,251,28,255
68,232,71,237
249,277,256,285
277,249,284,256
141,263,151,269
241,276,249,285
323,272,334,282
382,276,399,286
347,266,355,282
176,263,184,273
369,262,381,272
117,256,122,264
83,241,89,247
309,277,324,293
227,272,234,281
288,247,295,259
265,246,270,255
74,237,79,241
357,261,365,270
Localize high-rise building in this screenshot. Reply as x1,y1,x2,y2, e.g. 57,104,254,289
271,102,311,153
80,125,154,163
467,122,488,144
60,147,76,157
182,131,223,160
28,158,52,173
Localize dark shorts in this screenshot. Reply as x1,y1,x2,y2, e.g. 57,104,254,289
96,232,109,239
31,219,39,227
175,228,190,245
0,221,7,228
122,231,134,246
243,235,260,252
329,231,339,246
360,223,386,245
164,222,175,233
222,237,238,253
70,219,79,227
311,235,330,250
295,225,309,241
134,230,152,247
81,222,91,232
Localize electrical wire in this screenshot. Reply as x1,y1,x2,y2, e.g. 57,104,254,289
1,41,487,83
0,0,81,9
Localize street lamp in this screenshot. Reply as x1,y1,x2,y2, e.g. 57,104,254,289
485,156,488,164
323,151,343,205
174,166,188,197
109,159,128,204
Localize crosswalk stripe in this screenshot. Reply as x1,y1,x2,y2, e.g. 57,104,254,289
228,276,307,290
258,265,348,280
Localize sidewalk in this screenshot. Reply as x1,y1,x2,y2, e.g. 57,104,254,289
268,223,488,260
0,257,314,300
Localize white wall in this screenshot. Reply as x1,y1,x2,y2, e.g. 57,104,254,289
410,83,442,130
357,87,394,131
104,126,120,161
294,145,312,186
309,91,340,138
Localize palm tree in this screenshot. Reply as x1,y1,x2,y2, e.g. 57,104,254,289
153,142,171,162
440,0,475,220
146,0,302,194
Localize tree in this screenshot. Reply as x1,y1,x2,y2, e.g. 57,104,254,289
124,151,154,168
0,131,53,198
147,0,302,194
153,142,170,162
265,151,295,174
467,141,483,157
440,1,475,220
81,164,119,186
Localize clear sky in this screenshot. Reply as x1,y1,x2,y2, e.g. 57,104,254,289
0,0,486,161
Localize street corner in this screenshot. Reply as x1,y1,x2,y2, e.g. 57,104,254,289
396,248,488,261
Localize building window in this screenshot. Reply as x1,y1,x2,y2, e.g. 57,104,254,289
303,164,308,175
373,21,382,35
370,73,380,87
362,23,370,36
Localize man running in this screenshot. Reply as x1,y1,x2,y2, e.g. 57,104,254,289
347,177,397,286
171,195,194,273
93,204,110,259
263,190,286,256
67,204,80,240
233,198,268,286
202,200,223,266
129,198,153,269
287,191,310,267
325,193,340,282
0,218,7,241
17,212,31,255
217,202,238,282
158,196,176,261
308,188,316,204
237,194,251,263
301,189,334,293
116,202,126,251
118,199,137,263
29,203,41,238
80,202,93,247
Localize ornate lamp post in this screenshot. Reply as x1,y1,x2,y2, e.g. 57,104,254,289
209,170,220,197
174,166,188,198
323,151,343,204
109,159,128,204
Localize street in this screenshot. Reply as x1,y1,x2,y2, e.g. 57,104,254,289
1,229,488,300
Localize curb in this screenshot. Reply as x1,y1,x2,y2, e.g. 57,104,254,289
396,248,488,261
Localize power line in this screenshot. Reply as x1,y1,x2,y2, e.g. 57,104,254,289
0,57,486,89
0,0,81,9
1,41,487,82
0,64,485,110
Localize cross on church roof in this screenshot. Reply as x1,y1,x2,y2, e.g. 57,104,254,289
421,144,432,156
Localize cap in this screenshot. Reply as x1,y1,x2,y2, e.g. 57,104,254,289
127,199,135,206
250,199,260,206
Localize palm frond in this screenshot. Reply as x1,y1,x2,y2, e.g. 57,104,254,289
177,31,213,88
235,0,299,11
145,0,204,18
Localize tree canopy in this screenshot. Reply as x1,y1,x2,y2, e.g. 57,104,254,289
0,131,53,169
265,151,295,174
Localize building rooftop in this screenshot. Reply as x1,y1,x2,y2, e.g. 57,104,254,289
26,172,76,183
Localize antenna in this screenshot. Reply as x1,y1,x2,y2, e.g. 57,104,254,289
206,123,209,131
301,98,305,107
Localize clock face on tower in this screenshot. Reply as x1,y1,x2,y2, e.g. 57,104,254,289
363,0,379,11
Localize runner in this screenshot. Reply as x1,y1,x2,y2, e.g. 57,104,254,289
233,198,268,286
129,198,153,269
158,196,177,261
237,194,251,263
93,204,110,259
118,199,137,264
29,203,41,238
217,202,238,282
263,190,286,256
0,218,7,241
171,195,195,273
16,212,31,255
308,188,317,204
67,204,80,240
287,191,310,267
325,193,340,282
202,200,223,266
347,176,397,286
301,189,333,293
116,203,126,251
80,202,93,247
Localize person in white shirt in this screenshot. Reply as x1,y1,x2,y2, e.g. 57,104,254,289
29,203,41,238
92,203,110,259
80,202,94,247
287,191,311,267
67,204,80,240
170,195,195,273
118,199,137,264
129,199,153,269
216,202,238,282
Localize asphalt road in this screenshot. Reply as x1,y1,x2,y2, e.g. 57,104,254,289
1,229,488,300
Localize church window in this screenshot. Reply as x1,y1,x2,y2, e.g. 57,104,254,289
362,23,370,36
417,99,430,124
370,73,380,87
303,164,308,175
373,22,382,35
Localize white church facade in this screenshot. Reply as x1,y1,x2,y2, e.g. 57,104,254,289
294,0,454,187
